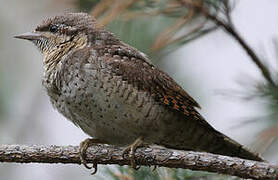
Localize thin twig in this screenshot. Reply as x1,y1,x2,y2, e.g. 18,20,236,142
183,1,275,86
206,13,275,86
0,144,277,179
157,25,218,57
223,0,233,26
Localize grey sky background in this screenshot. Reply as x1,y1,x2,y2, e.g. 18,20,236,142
0,0,277,179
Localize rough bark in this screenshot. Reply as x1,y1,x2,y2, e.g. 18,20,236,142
0,144,277,179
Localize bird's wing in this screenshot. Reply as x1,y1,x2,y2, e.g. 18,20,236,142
101,45,202,118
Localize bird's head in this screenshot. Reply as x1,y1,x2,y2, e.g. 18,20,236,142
14,13,107,59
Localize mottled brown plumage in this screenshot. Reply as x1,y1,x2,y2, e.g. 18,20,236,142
15,12,263,171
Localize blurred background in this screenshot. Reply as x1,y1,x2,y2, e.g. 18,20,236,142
1,0,278,179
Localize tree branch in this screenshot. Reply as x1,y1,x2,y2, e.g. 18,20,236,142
204,12,276,86
0,144,277,179
183,1,276,86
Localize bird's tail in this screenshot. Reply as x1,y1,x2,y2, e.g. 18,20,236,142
202,130,264,162
161,114,264,162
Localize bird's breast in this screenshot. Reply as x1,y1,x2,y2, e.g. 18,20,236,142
42,56,183,145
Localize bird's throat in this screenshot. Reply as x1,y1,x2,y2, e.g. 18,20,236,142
43,34,88,72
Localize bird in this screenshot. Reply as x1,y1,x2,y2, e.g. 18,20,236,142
15,12,263,173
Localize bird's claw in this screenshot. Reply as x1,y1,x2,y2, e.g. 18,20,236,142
152,165,157,171
79,138,102,174
122,137,144,170
90,163,98,175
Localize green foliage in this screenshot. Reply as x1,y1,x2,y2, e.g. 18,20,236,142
101,166,236,180
78,0,100,12
77,0,227,60
106,15,175,57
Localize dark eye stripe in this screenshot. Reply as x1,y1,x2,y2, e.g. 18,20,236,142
49,24,58,33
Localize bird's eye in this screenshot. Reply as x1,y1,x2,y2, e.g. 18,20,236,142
49,25,58,33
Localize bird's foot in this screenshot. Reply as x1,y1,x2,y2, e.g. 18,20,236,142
122,137,145,170
79,138,104,175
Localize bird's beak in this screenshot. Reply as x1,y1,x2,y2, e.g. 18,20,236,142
14,32,41,41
